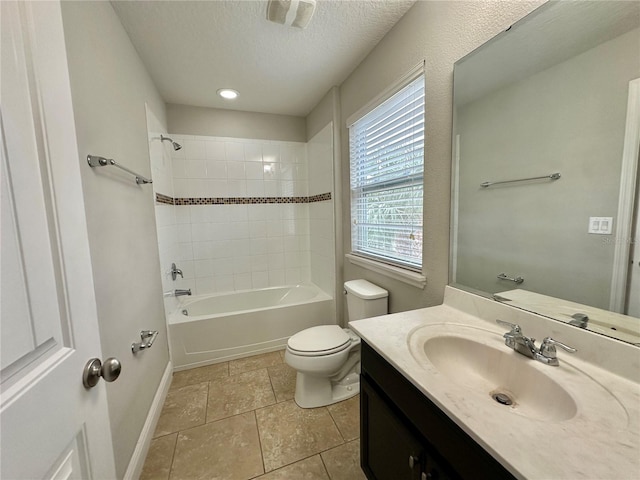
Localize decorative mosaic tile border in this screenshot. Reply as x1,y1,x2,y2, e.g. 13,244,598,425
155,192,331,206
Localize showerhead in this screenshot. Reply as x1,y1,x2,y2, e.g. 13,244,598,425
161,135,182,151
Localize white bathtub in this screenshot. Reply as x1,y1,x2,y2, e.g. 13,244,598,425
168,284,335,370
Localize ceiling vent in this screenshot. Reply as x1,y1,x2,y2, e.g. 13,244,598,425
266,0,317,29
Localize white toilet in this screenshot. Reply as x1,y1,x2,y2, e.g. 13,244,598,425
285,279,388,408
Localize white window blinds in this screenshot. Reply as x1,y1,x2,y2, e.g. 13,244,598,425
349,73,424,270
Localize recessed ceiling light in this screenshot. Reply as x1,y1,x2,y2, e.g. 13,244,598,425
217,89,239,100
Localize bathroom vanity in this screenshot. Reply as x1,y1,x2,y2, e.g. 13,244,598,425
360,341,512,479
350,287,640,480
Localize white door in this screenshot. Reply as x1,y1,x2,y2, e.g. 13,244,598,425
1,1,116,479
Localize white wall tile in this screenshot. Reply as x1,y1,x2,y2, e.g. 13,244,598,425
225,142,244,162
206,141,225,161
234,273,252,291
268,269,285,287
245,162,264,180
251,271,269,289
250,238,268,255
268,253,285,270
183,139,207,159
185,159,206,178
262,144,280,164
246,180,265,196
215,275,235,293
226,161,245,179
244,144,262,163
206,160,227,179
227,179,247,196
195,276,216,295
250,254,268,272
267,237,284,253
194,259,213,278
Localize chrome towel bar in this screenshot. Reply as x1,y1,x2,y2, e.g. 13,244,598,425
87,155,152,185
481,172,560,188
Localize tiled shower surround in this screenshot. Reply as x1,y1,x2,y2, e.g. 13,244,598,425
149,125,335,316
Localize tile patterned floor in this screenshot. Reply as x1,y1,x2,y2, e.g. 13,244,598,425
141,351,366,480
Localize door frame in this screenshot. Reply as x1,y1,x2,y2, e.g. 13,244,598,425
610,78,640,313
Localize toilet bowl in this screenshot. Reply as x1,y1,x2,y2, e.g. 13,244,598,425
285,280,388,408
285,325,361,408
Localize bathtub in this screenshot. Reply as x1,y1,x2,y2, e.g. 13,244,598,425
168,283,335,370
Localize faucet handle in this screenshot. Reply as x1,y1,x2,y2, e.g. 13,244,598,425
539,337,576,364
496,319,521,334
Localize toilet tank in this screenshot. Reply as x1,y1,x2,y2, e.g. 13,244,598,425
344,279,388,321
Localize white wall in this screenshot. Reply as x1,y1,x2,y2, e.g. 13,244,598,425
455,28,640,309
337,0,545,313
167,103,306,142
60,2,169,477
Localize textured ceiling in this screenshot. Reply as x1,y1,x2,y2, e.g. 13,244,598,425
111,0,416,117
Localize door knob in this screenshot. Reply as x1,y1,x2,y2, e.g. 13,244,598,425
83,357,122,388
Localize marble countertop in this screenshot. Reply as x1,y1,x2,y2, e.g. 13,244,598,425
349,286,640,480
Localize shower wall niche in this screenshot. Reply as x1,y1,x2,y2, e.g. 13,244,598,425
146,112,335,318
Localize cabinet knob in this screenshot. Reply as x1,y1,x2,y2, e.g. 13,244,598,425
409,455,419,469
422,470,439,480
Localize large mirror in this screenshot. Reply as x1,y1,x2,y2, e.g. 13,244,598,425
451,0,640,345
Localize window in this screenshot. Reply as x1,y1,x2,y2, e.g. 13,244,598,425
348,71,424,271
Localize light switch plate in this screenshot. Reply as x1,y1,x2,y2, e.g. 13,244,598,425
588,216,613,234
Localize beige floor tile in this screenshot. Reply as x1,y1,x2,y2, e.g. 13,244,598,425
267,363,296,402
140,433,177,480
278,349,286,361
229,351,283,376
170,412,263,480
154,383,208,437
256,400,344,472
327,395,360,441
321,439,366,480
207,368,276,423
254,455,329,480
170,362,229,390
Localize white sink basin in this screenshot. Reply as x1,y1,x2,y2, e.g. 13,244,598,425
408,324,628,426
423,334,576,421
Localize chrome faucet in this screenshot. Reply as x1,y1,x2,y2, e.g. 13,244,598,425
174,289,191,297
496,320,576,366
170,263,183,281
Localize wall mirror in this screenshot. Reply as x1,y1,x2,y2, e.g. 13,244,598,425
451,0,640,345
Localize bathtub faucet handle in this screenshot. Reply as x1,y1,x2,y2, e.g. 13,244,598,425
175,289,191,297
170,263,183,280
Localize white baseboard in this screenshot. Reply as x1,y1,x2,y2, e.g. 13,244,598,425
123,361,173,480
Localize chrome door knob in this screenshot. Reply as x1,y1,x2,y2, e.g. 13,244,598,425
83,357,122,388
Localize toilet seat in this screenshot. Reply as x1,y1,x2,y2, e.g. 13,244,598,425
287,325,351,357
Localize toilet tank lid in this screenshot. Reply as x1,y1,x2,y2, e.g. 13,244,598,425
344,279,388,299
288,325,350,353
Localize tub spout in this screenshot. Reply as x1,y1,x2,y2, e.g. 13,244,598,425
175,289,191,297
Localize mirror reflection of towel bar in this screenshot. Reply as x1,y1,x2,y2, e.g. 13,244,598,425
497,273,524,284
481,172,560,188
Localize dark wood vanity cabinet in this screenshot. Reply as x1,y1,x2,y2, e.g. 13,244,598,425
360,341,515,480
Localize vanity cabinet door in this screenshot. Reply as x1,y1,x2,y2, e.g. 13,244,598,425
361,375,424,480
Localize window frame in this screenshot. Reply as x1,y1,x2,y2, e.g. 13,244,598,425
347,64,425,277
